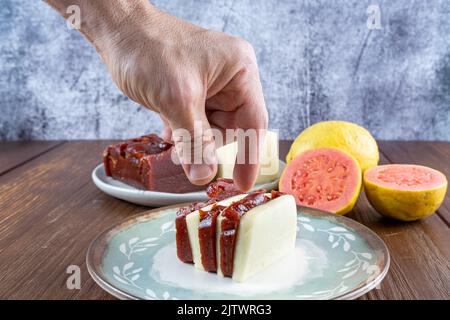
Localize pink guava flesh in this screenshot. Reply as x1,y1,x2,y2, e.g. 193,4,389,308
280,148,361,212
364,164,447,191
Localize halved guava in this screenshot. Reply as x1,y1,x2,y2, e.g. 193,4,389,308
279,148,362,215
286,121,379,172
364,164,448,221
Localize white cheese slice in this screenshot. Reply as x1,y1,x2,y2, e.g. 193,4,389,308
215,141,238,180
185,194,246,271
216,194,297,282
216,131,280,184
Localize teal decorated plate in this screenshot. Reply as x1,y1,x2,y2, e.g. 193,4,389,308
87,205,389,300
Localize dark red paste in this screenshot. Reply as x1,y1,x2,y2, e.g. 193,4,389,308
198,205,226,272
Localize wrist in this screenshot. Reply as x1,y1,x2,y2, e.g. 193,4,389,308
81,1,160,52
45,0,161,52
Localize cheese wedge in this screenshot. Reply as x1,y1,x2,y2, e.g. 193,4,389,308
215,141,238,181
185,194,246,271
216,194,297,282
216,131,280,184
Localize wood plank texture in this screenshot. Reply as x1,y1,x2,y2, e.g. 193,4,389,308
0,141,142,299
0,140,448,299
0,141,65,176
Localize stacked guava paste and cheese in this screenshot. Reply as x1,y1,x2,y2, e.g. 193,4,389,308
175,179,297,282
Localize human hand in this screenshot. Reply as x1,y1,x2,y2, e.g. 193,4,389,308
47,0,268,191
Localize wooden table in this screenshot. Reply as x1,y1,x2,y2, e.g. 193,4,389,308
0,140,449,300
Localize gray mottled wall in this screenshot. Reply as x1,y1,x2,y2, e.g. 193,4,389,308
1,0,449,141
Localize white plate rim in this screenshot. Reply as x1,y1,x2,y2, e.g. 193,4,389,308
91,162,285,206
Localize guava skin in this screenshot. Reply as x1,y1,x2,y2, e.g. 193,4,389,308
364,166,448,221
286,121,379,173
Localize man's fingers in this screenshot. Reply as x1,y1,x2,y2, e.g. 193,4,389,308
233,126,267,191
168,107,218,186
160,125,172,142
208,110,238,131
159,115,173,141
233,138,261,191
232,78,268,191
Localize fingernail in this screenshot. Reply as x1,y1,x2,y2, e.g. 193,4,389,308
189,164,214,182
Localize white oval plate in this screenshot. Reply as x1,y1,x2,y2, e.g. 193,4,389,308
92,162,285,207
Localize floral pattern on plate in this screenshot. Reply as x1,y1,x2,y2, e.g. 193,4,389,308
87,207,389,300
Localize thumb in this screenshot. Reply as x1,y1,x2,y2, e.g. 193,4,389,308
159,115,173,142
168,107,218,186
